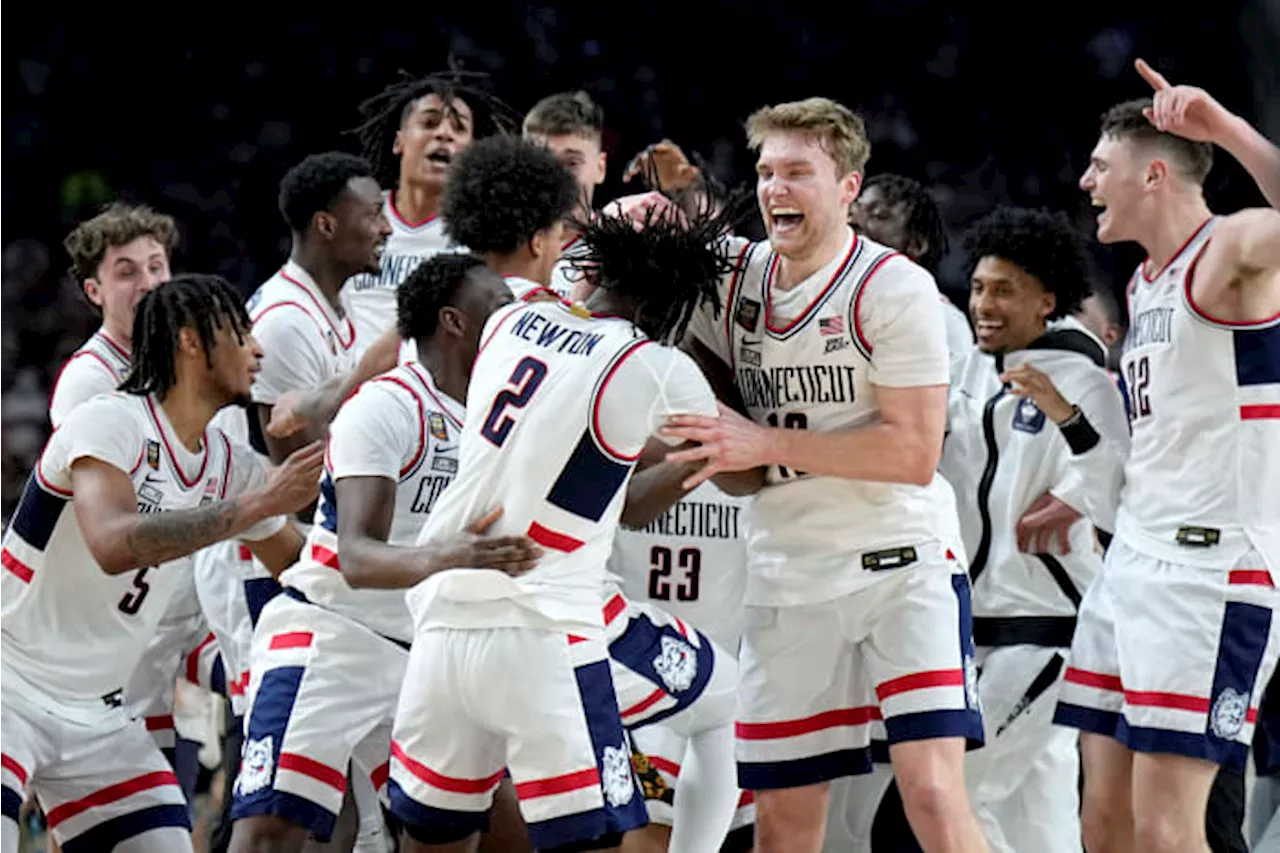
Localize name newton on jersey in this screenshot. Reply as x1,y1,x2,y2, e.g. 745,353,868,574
735,364,859,410
636,500,743,540
347,253,426,293
1127,306,1175,350
510,311,605,357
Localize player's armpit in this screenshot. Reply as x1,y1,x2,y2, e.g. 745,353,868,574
70,456,273,576
246,523,306,577
1219,208,1280,275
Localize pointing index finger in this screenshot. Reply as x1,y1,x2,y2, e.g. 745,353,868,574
1135,58,1169,91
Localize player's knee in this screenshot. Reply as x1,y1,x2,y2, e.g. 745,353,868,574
1133,807,1199,853
753,788,827,853
1079,796,1129,853
227,814,310,853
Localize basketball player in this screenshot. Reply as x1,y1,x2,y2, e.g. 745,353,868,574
227,253,541,853
343,68,520,353
662,97,988,853
1073,287,1125,374
939,206,1129,852
522,90,609,299
385,163,753,852
847,173,973,359
0,275,322,853
1054,59,1280,853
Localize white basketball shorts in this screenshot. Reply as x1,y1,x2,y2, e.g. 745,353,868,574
735,542,983,790
229,590,404,841
388,627,649,849
1055,537,1280,769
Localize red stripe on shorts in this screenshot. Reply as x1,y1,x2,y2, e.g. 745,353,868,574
1229,570,1274,587
735,706,881,740
876,669,964,700
279,753,346,793
1,754,28,787
390,742,505,794
1063,667,1123,692
269,632,314,650
514,767,601,800
45,771,179,828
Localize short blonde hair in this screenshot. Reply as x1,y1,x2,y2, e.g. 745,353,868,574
745,97,870,176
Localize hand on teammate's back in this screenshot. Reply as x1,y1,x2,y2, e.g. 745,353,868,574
451,506,544,577
259,440,325,516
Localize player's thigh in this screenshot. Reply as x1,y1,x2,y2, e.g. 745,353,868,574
735,600,867,793
859,551,983,751
37,716,191,851
388,628,507,848
498,631,648,851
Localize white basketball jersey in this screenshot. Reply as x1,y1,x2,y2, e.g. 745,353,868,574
1116,216,1280,569
689,230,961,606
0,392,282,714
548,235,591,300
608,482,750,653
342,191,457,351
49,329,132,428
279,362,464,643
406,301,718,637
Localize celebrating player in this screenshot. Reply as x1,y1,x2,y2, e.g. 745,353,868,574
227,253,541,853
1,275,322,853
1054,59,1280,853
663,97,988,853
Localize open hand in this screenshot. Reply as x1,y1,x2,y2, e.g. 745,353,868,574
1135,58,1235,144
623,140,701,192
661,403,773,490
262,441,325,516
452,507,543,577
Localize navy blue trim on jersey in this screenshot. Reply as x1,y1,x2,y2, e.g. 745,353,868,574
1235,324,1280,386
763,238,863,342
245,577,283,628
546,432,634,522
317,473,338,534
7,473,70,549
1,785,21,822
844,249,899,361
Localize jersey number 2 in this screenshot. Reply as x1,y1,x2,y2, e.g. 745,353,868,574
649,546,701,602
118,567,154,615
480,357,549,447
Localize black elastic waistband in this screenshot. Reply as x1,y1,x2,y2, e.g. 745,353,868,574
972,615,1076,648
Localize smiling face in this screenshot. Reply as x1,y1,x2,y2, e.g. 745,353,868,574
1079,133,1153,245
325,176,391,276
395,93,476,192
969,255,1056,353
755,130,860,262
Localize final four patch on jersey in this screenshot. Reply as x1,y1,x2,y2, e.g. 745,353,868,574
428,413,448,441
146,440,161,469
736,298,760,333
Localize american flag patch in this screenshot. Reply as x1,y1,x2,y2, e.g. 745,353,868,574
818,316,844,336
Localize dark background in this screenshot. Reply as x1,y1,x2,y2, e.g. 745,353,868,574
3,3,1278,513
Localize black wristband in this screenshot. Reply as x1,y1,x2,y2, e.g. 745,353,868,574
1057,406,1101,454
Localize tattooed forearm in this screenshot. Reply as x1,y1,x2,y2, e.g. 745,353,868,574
122,497,252,569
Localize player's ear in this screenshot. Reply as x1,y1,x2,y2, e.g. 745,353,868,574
1144,158,1169,191
177,327,202,357
82,278,105,309
438,306,465,337
841,171,862,207
596,150,608,184
392,129,405,158
314,211,337,240
906,236,929,264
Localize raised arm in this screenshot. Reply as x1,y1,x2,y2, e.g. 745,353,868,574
1137,58,1280,207
72,441,323,576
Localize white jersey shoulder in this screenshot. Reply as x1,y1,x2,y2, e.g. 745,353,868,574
341,191,458,350
0,392,282,712
49,329,132,428
700,230,961,605
407,301,717,637
941,297,974,360
280,362,464,642
1116,216,1280,569
248,260,360,405
609,481,750,652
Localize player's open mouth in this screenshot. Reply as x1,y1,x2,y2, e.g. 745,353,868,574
975,320,1004,340
1091,197,1108,225
771,207,804,234
426,149,452,165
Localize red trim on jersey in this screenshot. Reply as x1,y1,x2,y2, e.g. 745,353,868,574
567,634,589,644
185,633,218,684
764,236,859,335
1142,217,1215,283
279,753,347,793
53,350,118,393
311,543,341,571
520,286,561,303
515,768,601,800
145,715,174,732
216,433,233,500
851,252,905,356
371,376,428,477
722,243,753,369
735,706,882,741
96,330,131,361
406,362,464,429
2,549,34,584
34,462,72,497
1182,238,1280,328
561,234,582,253
388,191,438,229
1063,666,1122,693
1242,405,1280,420
591,340,653,462
603,593,627,625
391,742,505,794
526,522,584,553
1,754,28,787
875,668,964,701
1230,569,1275,587
475,304,525,362
238,543,253,561
45,770,179,828
144,396,210,489
279,269,357,349
268,631,314,650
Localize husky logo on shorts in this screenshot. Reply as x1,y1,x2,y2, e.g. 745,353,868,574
235,735,275,796
1210,686,1249,739
654,635,697,693
601,745,636,807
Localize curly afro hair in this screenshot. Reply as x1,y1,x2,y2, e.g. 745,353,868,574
962,206,1092,319
396,252,490,342
278,152,376,234
442,136,579,255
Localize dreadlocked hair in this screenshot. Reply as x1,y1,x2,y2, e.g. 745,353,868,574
572,185,756,345
397,252,489,341
120,274,251,400
350,66,523,187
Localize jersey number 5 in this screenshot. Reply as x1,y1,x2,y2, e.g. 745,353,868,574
480,357,549,447
649,546,701,602
118,567,154,615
